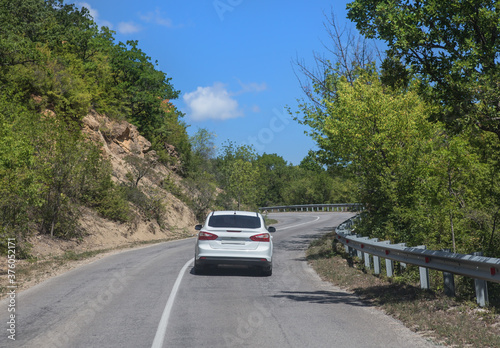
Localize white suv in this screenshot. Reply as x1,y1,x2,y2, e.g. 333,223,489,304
194,211,275,276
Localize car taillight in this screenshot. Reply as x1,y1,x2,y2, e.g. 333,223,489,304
198,231,218,240
250,233,270,242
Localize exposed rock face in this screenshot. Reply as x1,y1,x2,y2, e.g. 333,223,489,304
82,110,151,158
41,110,199,254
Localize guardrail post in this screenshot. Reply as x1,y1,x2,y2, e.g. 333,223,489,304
370,238,381,275
386,258,394,277
356,237,371,269
356,248,363,259
443,272,455,297
416,245,430,290
373,255,381,274
473,252,489,307
398,243,407,271
346,236,356,256
380,241,394,277
341,232,348,253
364,252,371,269
475,278,489,307
441,249,456,297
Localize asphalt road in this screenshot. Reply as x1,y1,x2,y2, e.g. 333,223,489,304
0,212,437,348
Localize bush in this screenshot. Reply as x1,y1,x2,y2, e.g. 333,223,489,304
121,184,166,227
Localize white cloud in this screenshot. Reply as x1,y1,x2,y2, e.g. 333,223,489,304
78,2,97,19
237,80,268,94
77,2,113,29
140,8,174,27
183,83,243,121
117,22,142,34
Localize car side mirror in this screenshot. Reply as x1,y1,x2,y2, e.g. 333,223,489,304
268,226,276,233
195,225,202,231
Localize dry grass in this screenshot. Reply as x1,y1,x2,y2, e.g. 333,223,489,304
307,232,500,348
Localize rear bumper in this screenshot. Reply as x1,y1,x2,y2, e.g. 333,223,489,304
196,256,272,268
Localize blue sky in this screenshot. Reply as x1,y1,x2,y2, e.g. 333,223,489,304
76,0,355,165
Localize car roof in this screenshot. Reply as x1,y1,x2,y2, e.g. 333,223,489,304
210,211,261,217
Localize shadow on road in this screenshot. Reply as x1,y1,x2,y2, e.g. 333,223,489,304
190,265,268,278
275,228,336,251
272,290,369,307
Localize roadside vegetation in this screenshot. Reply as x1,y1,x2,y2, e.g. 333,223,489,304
291,2,500,258
307,232,500,348
0,0,189,255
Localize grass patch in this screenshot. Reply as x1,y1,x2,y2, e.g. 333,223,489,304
265,217,279,226
307,231,500,348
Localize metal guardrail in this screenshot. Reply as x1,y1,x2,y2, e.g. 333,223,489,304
335,225,500,283
336,217,500,306
259,203,364,212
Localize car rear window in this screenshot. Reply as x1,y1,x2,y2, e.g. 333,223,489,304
208,215,261,228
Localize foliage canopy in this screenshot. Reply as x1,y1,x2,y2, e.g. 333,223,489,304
347,0,500,139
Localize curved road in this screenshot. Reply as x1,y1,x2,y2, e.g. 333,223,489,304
0,212,436,347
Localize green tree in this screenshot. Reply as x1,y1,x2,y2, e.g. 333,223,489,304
322,70,441,244
0,98,40,248
347,0,500,139
227,159,261,210
184,175,217,221
215,142,260,209
110,40,179,138
190,128,217,161
255,153,290,206
152,100,191,174
299,151,324,173
189,127,216,173
124,154,157,187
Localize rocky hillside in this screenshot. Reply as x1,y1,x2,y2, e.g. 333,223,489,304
28,111,198,258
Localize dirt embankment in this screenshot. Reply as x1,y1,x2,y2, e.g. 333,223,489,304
28,110,198,259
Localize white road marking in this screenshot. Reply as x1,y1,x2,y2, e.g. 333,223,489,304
151,257,193,348
275,215,321,230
